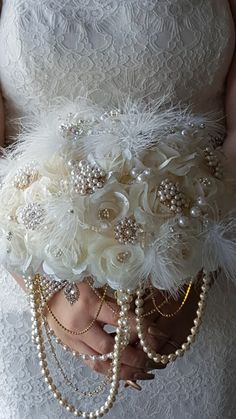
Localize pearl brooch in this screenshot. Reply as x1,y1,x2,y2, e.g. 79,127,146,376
17,203,45,230
116,251,131,263
114,217,142,245
13,163,39,190
98,208,113,221
204,147,223,179
158,179,188,214
60,121,88,140
69,160,107,195
6,231,13,241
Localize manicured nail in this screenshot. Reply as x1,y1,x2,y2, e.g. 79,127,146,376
134,373,155,381
124,380,142,391
148,327,169,338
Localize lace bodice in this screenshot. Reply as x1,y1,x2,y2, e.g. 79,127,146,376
0,0,235,140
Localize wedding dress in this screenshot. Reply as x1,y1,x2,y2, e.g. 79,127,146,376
0,1,236,418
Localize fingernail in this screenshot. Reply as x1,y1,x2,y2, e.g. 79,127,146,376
134,373,155,381
148,327,168,338
124,380,142,391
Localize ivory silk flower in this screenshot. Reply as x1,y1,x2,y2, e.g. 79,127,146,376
89,237,146,290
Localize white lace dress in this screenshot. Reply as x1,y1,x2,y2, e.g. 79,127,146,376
0,1,236,418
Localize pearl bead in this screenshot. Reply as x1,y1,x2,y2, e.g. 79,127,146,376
196,308,203,317
178,216,189,228
153,355,162,363
135,307,144,315
161,355,168,364
131,168,139,177
148,351,155,359
196,196,207,207
187,335,195,343
181,342,190,351
175,349,184,357
190,206,202,218
142,168,150,177
168,353,177,362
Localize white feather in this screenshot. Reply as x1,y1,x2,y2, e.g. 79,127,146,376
202,215,236,281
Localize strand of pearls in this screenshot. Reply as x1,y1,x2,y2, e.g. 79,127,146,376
135,272,211,365
44,320,110,398
44,320,113,362
28,273,132,418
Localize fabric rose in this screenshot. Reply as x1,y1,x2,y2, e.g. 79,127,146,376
89,237,146,290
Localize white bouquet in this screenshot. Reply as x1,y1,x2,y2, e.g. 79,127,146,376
2,97,236,418
0,98,236,293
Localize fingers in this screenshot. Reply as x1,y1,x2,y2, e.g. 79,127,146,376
120,345,150,370
81,323,115,355
77,335,155,381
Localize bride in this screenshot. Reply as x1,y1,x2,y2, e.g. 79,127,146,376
0,1,236,418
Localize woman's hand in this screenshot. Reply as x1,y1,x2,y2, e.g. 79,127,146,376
136,282,201,369
46,281,156,382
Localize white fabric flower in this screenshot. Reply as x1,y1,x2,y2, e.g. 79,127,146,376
79,181,130,230
89,237,145,290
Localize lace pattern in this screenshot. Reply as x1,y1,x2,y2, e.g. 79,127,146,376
0,0,235,140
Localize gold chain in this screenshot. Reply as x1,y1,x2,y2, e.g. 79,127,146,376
141,295,167,318
150,281,193,318
43,283,108,336
44,320,109,397
86,279,120,317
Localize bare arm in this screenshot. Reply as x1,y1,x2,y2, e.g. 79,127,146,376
224,0,236,155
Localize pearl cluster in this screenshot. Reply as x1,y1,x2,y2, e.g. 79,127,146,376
13,163,39,190
114,217,142,245
60,119,92,140
6,231,13,241
27,272,132,418
68,159,107,195
135,272,211,365
199,177,212,189
167,121,206,136
130,167,151,183
17,203,45,230
204,147,223,179
98,208,113,221
158,179,188,214
100,109,121,121
116,251,131,263
60,109,121,141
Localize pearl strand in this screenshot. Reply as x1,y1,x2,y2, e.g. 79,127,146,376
135,273,211,365
29,274,132,418
44,320,113,362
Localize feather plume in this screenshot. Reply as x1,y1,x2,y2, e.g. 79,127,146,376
202,215,236,282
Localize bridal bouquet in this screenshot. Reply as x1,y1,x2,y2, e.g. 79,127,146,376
0,99,236,292
1,98,236,417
